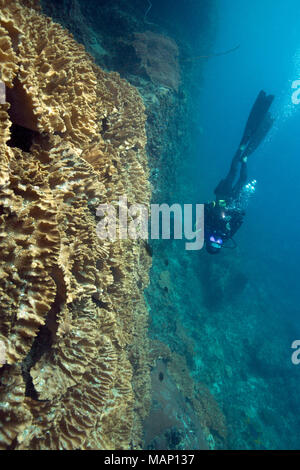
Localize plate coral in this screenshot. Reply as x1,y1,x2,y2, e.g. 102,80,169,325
0,0,152,450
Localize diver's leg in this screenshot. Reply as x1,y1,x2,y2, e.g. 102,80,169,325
227,147,244,183
233,160,248,195
239,90,275,150
239,159,248,185
214,90,274,201
214,147,243,200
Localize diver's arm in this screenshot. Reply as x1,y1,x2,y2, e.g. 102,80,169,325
228,211,245,238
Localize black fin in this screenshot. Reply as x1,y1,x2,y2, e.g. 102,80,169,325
239,90,274,153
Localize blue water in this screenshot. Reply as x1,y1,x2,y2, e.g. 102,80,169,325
198,0,300,267
146,0,300,450
197,0,300,449
198,0,300,329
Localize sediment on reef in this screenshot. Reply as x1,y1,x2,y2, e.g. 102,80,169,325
0,0,152,450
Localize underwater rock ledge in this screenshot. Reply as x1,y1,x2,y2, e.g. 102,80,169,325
0,0,152,449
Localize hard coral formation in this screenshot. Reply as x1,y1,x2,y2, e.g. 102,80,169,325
133,31,180,92
0,0,151,450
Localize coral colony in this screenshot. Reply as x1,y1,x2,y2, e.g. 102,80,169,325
0,0,151,449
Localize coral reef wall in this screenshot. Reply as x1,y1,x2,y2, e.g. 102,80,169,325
36,0,219,450
40,0,214,205
0,0,152,449
31,0,300,451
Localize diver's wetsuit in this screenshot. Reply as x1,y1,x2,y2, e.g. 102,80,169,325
204,90,275,251
204,157,247,244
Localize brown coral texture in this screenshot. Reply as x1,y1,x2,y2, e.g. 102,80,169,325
0,0,152,450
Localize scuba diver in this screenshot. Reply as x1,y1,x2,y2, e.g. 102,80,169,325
205,90,275,254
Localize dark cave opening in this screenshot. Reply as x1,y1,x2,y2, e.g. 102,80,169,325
21,325,53,400
5,78,40,152
7,123,38,153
